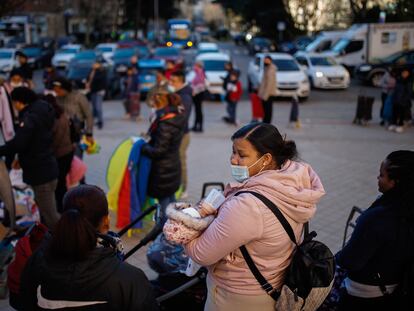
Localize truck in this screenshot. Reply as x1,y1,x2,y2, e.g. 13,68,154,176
323,23,414,71
305,31,345,53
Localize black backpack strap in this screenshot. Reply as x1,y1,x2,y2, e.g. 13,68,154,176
239,245,280,300
236,191,298,245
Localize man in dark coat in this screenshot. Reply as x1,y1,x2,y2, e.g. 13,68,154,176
169,71,193,198
0,87,59,229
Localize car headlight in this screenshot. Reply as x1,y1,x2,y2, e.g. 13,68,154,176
315,71,324,78
359,65,372,72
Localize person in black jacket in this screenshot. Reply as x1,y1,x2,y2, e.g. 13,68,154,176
0,87,59,229
87,62,107,129
336,150,414,311
20,184,159,311
389,69,412,133
141,87,186,222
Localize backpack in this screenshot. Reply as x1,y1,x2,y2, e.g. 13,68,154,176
236,191,335,311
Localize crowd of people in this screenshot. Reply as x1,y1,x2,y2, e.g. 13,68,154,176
0,50,413,311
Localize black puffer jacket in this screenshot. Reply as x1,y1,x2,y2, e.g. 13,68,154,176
0,100,58,185
142,110,186,198
175,84,193,134
20,244,159,311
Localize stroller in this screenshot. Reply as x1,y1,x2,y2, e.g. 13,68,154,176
119,182,225,310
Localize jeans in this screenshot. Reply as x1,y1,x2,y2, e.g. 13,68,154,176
91,92,104,126
262,98,273,124
32,179,60,229
226,100,237,123
158,195,176,225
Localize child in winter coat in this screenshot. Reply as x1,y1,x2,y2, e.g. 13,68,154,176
223,70,242,125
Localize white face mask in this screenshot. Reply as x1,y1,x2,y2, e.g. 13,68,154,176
231,156,265,183
10,82,23,88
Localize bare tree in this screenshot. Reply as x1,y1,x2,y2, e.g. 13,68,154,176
0,0,26,18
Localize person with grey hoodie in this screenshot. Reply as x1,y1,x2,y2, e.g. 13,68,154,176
169,71,193,198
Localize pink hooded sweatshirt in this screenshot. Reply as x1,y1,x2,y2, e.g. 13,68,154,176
185,160,325,295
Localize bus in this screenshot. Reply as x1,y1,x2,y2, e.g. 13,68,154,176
166,19,193,49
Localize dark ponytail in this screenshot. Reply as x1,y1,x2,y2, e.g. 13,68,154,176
231,123,298,168
50,209,96,261
49,185,109,261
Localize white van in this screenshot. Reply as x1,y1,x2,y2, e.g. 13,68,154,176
305,31,345,53
324,23,414,70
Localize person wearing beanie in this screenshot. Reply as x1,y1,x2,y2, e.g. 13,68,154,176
0,87,60,229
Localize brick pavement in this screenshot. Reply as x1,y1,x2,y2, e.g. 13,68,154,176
1,85,412,309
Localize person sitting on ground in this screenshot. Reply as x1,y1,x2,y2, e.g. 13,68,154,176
184,123,325,311
20,185,159,311
0,87,60,229
336,150,414,311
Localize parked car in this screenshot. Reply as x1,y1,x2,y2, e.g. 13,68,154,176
248,37,276,55
280,36,314,54
95,43,117,64
51,44,82,70
197,42,219,55
247,53,310,101
153,47,182,63
295,52,350,89
22,44,54,68
0,48,17,73
355,49,414,87
137,58,166,96
187,52,231,97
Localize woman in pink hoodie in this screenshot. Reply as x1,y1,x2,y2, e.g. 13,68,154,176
185,123,325,311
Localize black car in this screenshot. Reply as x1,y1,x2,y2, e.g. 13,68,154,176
355,50,414,87
248,37,276,55
22,45,54,68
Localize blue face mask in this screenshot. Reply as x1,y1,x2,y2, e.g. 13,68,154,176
231,156,265,183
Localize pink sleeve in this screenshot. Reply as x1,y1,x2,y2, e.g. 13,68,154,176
184,194,264,266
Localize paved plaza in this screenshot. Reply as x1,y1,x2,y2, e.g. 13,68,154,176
1,83,413,310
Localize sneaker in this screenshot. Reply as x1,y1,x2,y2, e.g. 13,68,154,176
395,126,404,133
388,125,396,131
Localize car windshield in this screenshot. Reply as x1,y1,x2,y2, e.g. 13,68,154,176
74,52,96,60
203,60,227,71
332,39,349,53
58,48,77,54
113,49,134,59
272,59,300,71
198,49,219,54
23,47,41,56
155,48,179,56
96,47,113,53
310,57,337,66
305,37,323,52
0,51,12,59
